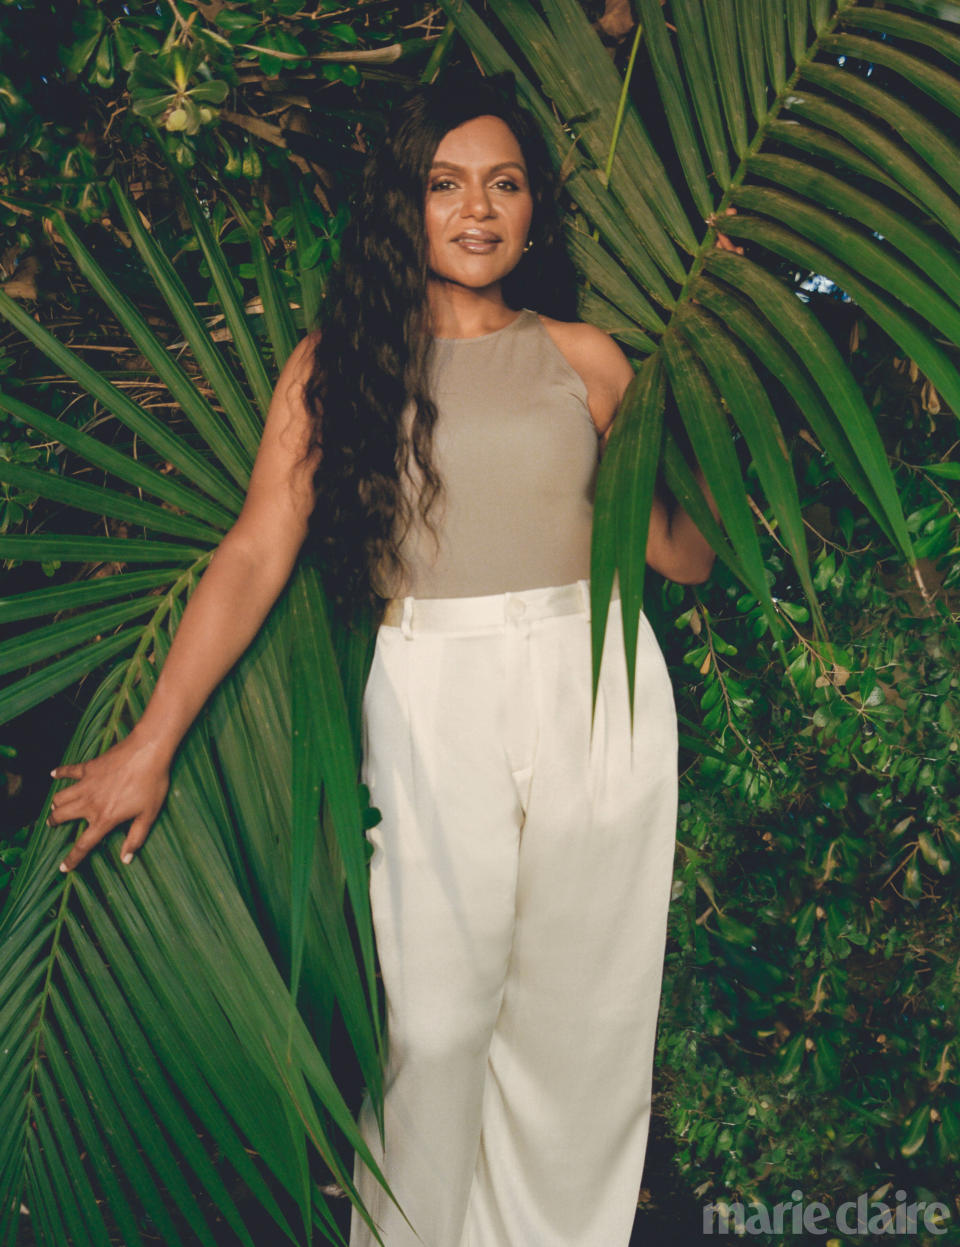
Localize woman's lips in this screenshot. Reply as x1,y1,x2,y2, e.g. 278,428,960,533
452,236,501,253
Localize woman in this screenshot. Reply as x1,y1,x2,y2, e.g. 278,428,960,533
49,75,718,1246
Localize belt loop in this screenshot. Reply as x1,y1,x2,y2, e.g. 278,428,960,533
401,595,415,639
578,578,591,620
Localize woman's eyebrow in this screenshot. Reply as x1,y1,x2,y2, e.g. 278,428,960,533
429,160,527,175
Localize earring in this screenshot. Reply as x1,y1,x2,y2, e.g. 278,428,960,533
522,238,534,254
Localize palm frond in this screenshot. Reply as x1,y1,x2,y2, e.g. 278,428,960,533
0,180,390,1244
165,157,276,419
109,178,264,460
0,288,244,515
438,0,960,707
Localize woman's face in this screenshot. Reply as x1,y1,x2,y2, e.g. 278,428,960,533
424,114,534,293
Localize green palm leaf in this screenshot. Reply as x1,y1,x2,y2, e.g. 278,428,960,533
164,158,275,419
52,213,254,491
0,288,244,516
0,183,392,1243
436,0,959,705
5,5,960,1238
0,567,175,625
226,192,300,369
109,178,264,461
0,390,236,530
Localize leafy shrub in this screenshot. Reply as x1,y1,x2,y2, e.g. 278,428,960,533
656,319,960,1230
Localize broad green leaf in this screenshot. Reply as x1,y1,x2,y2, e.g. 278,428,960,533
839,4,960,64
779,90,960,242
635,0,713,220
746,153,960,306
703,249,916,564
732,185,960,344
292,188,326,330
661,329,782,640
672,0,733,187
54,214,253,492
588,401,628,725
110,178,264,461
0,460,224,545
0,391,235,532
612,354,665,730
0,290,244,513
735,0,771,125
765,117,926,210
886,0,960,23
288,570,380,1048
0,568,174,626
0,629,141,725
0,597,156,678
801,61,960,199
226,193,299,369
675,303,823,635
719,213,960,431
565,225,667,334
825,29,960,121
691,274,900,549
163,157,275,418
576,287,658,351
661,433,751,587
0,534,204,563
704,0,749,159
761,0,788,90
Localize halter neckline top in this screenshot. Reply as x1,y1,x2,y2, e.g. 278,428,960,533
372,308,601,600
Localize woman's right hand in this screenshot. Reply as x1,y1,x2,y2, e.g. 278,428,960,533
49,731,172,874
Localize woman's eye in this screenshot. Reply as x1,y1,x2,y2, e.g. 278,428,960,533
427,178,524,192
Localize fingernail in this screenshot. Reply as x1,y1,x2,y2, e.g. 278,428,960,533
50,769,57,777
121,852,134,865
59,862,68,873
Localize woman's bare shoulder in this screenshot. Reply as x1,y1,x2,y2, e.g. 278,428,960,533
535,314,634,435
285,329,324,384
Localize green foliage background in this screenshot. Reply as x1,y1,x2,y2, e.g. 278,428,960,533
1,1,959,1243
653,316,960,1233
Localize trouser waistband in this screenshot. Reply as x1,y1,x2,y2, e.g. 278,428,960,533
380,579,621,634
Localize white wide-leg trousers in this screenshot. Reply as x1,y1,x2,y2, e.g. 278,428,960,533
348,579,678,1247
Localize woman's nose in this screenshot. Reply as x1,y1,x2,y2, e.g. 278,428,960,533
460,182,494,218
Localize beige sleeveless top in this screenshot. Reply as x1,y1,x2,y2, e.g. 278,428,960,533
372,307,601,599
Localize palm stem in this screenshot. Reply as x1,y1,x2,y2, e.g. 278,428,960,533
591,20,645,246
606,20,645,184
99,553,214,748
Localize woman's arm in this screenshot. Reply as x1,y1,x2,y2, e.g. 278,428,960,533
644,465,720,585
50,333,323,871
125,333,322,762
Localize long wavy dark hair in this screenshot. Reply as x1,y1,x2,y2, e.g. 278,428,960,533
298,71,579,627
